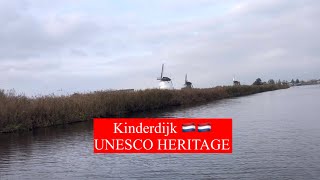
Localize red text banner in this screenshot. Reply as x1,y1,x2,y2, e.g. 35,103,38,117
94,118,232,153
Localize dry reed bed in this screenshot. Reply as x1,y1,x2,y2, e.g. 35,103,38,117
0,85,288,133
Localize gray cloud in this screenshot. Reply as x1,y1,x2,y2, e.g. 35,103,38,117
0,0,319,95
0,1,101,60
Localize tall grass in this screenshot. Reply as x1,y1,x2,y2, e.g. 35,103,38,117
0,85,288,133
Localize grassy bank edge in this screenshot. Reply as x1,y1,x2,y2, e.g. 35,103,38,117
0,85,288,133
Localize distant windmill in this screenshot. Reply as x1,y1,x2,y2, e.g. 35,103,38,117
157,64,173,89
183,74,193,89
233,76,241,86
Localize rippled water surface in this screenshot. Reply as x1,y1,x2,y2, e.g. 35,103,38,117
1,85,320,179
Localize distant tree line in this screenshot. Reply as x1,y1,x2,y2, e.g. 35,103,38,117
253,78,320,86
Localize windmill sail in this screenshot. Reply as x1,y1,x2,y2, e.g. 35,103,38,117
161,64,164,79
185,74,187,83
233,75,240,86
157,64,173,89
183,73,193,89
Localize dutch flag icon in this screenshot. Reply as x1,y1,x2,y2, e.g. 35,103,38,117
197,123,211,132
182,123,196,132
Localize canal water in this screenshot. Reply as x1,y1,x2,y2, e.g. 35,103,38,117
0,85,320,179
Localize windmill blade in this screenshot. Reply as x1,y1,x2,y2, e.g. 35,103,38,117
185,74,187,83
161,64,164,79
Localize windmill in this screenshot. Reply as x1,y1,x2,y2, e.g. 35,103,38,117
233,75,241,86
183,74,193,89
157,64,173,89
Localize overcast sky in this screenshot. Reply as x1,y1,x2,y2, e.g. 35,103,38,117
0,0,319,96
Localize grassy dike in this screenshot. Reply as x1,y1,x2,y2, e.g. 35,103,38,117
0,85,288,133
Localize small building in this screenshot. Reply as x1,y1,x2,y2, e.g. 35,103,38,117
233,81,240,86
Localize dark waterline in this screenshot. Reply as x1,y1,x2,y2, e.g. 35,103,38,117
1,85,320,179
